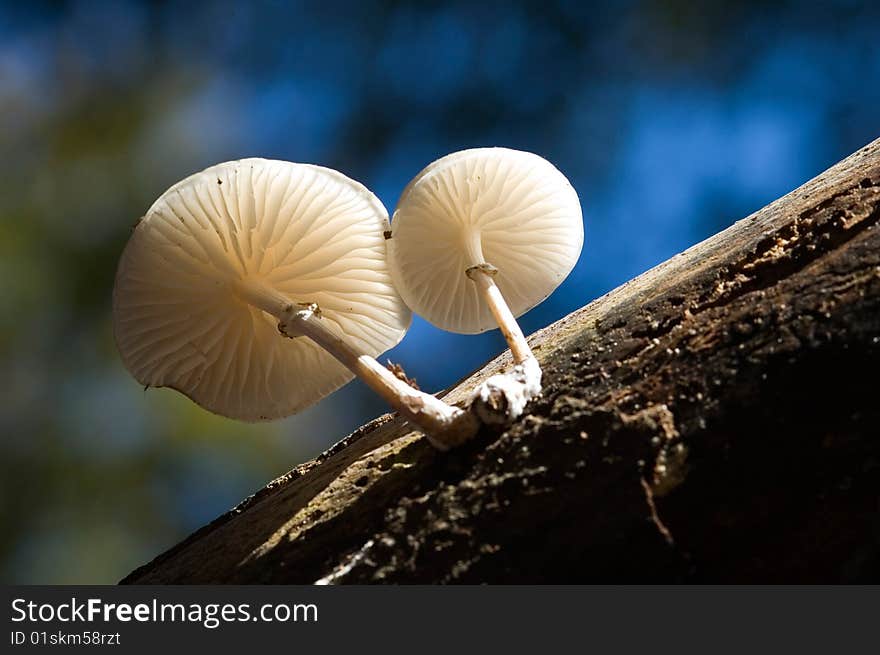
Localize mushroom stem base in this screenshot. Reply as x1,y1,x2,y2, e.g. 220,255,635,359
469,356,542,425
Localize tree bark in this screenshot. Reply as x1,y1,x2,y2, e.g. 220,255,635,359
123,138,880,584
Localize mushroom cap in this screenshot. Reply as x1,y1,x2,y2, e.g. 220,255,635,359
113,158,411,421
387,148,583,334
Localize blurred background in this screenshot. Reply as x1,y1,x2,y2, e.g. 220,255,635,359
1,0,878,584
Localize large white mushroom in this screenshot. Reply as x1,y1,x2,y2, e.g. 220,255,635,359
113,158,476,445
388,147,583,421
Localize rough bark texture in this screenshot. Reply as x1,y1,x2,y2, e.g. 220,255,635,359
124,138,880,584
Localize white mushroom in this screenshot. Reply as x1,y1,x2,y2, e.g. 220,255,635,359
388,148,583,421
113,158,476,445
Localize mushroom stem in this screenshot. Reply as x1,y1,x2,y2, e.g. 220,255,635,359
465,264,543,424
234,279,477,450
465,264,533,363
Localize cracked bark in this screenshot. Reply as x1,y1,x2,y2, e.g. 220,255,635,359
123,138,880,584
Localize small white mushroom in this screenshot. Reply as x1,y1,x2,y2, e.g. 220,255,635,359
388,148,583,421
113,159,476,445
